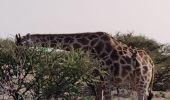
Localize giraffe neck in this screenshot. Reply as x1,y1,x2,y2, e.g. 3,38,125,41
27,32,137,68
28,32,118,52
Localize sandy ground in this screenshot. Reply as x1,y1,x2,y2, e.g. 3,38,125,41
112,91,170,100
0,91,170,100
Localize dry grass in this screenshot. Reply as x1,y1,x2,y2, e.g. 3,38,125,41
112,91,170,100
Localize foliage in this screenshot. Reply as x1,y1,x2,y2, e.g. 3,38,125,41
0,39,102,99
115,33,160,58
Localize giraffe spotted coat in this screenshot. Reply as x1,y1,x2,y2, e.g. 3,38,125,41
15,32,154,100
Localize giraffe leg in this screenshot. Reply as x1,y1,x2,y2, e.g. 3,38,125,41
103,82,111,100
147,90,153,100
136,86,148,100
136,80,154,100
95,83,103,100
137,88,146,100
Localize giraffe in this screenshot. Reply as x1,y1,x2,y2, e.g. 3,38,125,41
115,48,154,99
15,32,154,100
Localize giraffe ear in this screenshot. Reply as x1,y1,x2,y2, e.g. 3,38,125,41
15,33,22,45
18,33,21,38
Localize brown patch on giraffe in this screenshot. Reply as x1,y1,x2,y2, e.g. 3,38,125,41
147,72,151,78
122,65,132,71
144,55,149,60
99,52,108,59
88,34,98,40
123,51,127,54
105,42,113,53
111,68,119,76
143,76,147,80
111,63,120,76
101,35,110,41
136,68,141,76
35,39,40,43
94,41,104,54
123,46,128,51
75,34,82,38
64,37,74,43
114,63,119,68
90,39,98,46
118,50,123,55
40,38,47,42
51,40,57,44
56,38,63,43
32,35,41,38
120,59,126,64
141,60,147,65
57,35,64,39
110,66,114,71
82,33,90,37
73,43,81,49
140,81,144,85
110,50,119,60
49,36,55,40
105,59,112,66
122,69,128,77
136,77,140,83
134,59,140,68
96,31,105,36
45,36,50,40
77,37,89,45
140,76,145,81
143,66,148,74
122,56,132,64
116,46,122,50
130,73,135,81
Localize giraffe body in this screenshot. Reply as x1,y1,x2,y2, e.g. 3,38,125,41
16,32,154,100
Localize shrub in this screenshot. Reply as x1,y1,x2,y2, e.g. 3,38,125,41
0,39,102,99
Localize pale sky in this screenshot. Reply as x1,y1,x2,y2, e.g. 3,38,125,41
0,0,170,43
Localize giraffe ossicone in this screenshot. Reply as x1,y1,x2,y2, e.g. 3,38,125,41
15,32,154,100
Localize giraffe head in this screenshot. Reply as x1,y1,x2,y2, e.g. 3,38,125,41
15,33,33,46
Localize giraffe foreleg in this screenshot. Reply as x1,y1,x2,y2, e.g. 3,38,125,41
103,81,112,100
136,84,150,100
136,88,146,100
95,82,103,100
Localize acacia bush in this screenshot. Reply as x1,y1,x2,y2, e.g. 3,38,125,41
0,39,102,100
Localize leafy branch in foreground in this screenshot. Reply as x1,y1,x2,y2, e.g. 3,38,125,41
0,39,103,100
